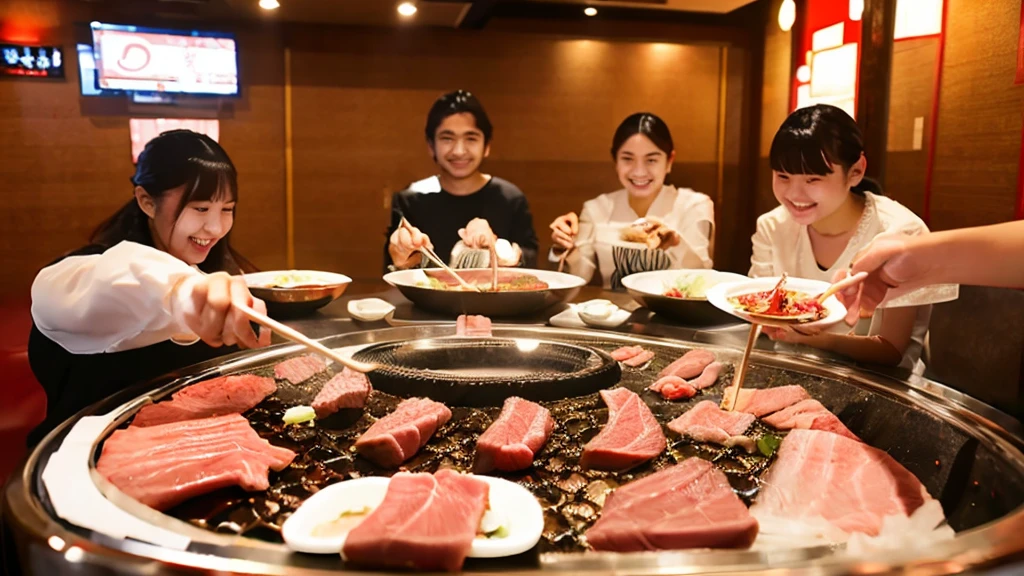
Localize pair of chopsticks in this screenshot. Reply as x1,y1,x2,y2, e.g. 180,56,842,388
399,217,481,293
721,272,869,411
555,240,593,273
237,305,378,373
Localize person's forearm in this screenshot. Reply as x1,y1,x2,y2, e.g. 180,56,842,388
801,332,903,366
31,241,201,354
913,221,1024,287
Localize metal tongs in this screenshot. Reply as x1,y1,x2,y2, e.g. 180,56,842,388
399,217,482,293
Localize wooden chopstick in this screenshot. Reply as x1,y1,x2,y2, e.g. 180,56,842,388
237,305,378,373
399,217,481,293
722,323,762,411
816,271,869,304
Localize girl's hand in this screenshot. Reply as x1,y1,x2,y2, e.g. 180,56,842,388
179,272,271,349
762,325,818,344
549,212,579,251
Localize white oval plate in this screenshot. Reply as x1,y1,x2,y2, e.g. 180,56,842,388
705,276,848,330
244,270,352,289
281,475,543,558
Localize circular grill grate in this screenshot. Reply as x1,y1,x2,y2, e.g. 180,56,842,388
353,337,622,406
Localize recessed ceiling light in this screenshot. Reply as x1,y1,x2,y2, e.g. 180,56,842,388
258,0,279,10
584,7,597,16
398,2,417,16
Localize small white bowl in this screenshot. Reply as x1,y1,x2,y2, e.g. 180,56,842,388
576,300,631,329
281,475,543,558
347,298,396,322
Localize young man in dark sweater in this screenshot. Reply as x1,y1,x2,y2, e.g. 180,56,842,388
384,90,539,271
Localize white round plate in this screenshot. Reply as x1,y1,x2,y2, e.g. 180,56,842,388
244,270,352,289
282,477,390,554
281,475,543,558
621,269,749,301
705,276,848,330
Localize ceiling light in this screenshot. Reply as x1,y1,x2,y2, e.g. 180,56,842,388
397,2,417,17
584,7,597,16
778,0,796,32
258,0,279,10
796,64,811,83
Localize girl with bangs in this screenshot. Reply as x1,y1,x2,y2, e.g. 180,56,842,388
549,113,715,290
751,104,947,373
27,130,270,444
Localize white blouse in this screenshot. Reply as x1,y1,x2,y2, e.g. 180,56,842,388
749,192,958,372
31,241,204,354
551,185,715,289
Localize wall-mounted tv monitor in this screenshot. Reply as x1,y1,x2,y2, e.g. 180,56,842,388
89,21,239,96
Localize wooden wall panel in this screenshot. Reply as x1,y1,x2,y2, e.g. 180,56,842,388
288,26,724,280
930,0,1024,230
755,0,791,224
883,37,937,218
0,2,286,300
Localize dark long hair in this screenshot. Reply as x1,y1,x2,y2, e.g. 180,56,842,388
91,129,251,273
769,104,881,195
425,90,494,144
610,112,676,186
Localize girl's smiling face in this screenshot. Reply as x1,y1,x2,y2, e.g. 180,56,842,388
772,155,865,225
137,184,236,265
615,133,675,199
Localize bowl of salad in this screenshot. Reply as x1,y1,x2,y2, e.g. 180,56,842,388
620,269,748,326
243,270,352,318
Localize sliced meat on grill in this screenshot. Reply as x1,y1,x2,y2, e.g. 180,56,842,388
474,397,554,473
131,374,277,427
342,469,489,572
354,398,452,468
274,355,327,384
667,400,756,452
586,457,759,551
690,361,724,390
312,368,373,418
581,388,665,471
621,349,655,367
649,375,697,401
750,429,934,540
762,399,860,441
97,413,296,511
610,346,645,361
658,349,716,379
456,314,492,337
726,385,811,417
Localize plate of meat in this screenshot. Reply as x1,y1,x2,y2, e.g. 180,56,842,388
383,268,586,317
705,275,848,329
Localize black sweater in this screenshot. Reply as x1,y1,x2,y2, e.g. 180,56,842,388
383,176,539,272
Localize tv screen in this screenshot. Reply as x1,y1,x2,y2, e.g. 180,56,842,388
89,22,238,96
77,43,120,96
